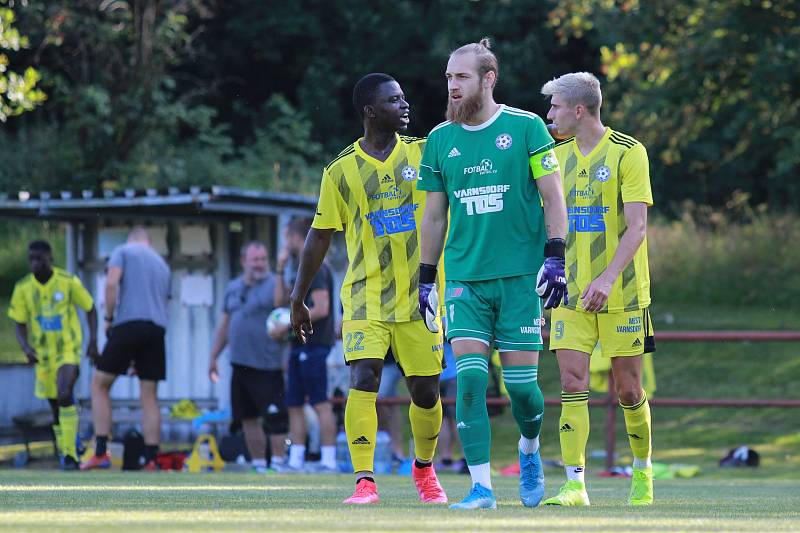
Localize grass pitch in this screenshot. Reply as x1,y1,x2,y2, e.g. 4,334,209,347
1,470,799,532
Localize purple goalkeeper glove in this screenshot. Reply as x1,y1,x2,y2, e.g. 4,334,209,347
536,238,568,309
418,263,440,333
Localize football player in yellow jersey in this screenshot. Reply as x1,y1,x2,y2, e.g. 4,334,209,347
8,240,98,470
290,73,447,505
540,72,655,506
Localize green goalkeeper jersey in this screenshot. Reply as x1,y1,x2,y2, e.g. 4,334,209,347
418,104,559,281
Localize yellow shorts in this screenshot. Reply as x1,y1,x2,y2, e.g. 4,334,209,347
35,351,81,399
549,306,655,357
341,319,444,377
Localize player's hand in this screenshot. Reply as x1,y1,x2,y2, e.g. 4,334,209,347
418,263,439,333
536,238,568,309
23,347,39,365
86,339,99,364
209,359,219,383
580,273,614,312
290,297,312,344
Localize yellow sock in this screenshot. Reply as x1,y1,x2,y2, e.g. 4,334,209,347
52,424,63,456
621,393,652,462
409,399,442,462
345,389,378,474
59,405,79,461
559,391,590,467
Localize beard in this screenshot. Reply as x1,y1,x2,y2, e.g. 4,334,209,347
446,90,483,124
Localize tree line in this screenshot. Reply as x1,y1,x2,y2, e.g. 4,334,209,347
1,0,797,214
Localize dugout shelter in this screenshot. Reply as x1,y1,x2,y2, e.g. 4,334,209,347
0,186,319,431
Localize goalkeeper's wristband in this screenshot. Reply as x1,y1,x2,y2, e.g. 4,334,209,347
419,263,437,284
544,238,566,259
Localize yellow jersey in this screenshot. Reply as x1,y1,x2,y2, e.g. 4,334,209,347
554,128,653,312
313,134,437,322
8,267,94,363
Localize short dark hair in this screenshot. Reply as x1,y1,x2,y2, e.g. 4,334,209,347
240,240,267,258
28,240,52,254
352,73,396,118
286,217,312,238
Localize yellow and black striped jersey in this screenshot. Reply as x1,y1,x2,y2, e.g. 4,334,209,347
313,134,433,322
554,128,653,312
7,267,94,363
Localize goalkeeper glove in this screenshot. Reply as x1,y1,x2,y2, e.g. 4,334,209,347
418,263,440,333
536,238,568,309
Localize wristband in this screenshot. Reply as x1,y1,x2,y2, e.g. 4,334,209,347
543,238,566,259
419,263,437,284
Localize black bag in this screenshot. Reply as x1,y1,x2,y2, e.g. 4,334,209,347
218,433,250,463
122,429,146,471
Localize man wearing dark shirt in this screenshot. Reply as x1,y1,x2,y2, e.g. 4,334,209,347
274,218,337,472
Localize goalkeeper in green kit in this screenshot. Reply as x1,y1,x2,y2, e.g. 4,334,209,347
417,38,568,510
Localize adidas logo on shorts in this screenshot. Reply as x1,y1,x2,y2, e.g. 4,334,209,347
351,435,371,445
632,338,642,348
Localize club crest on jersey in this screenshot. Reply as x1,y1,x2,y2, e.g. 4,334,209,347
401,166,417,181
495,133,513,150
595,165,611,182
541,152,558,172
53,291,64,302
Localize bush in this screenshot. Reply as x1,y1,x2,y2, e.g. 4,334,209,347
648,192,800,310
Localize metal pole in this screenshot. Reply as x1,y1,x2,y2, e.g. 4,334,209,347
605,369,617,471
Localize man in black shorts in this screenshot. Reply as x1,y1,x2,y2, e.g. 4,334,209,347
274,218,336,472
83,227,171,470
209,241,289,473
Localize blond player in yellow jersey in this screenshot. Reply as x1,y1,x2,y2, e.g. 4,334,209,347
8,240,98,470
290,73,447,505
541,72,656,506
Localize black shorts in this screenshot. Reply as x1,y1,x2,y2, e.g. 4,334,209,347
97,321,166,381
231,364,288,431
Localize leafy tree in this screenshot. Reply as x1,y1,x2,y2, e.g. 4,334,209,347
549,0,800,211
0,2,45,121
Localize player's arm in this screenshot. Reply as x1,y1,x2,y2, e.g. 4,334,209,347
581,202,648,312
534,168,569,309
13,322,37,364
289,228,335,343
208,312,230,383
418,191,449,332
85,305,99,362
536,171,567,241
104,265,122,330
420,191,449,265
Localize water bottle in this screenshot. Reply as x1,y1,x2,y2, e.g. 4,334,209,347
373,430,392,475
335,430,352,473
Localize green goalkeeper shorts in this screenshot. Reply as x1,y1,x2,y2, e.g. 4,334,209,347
443,274,544,352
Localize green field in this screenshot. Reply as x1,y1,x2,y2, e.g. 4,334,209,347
1,471,798,532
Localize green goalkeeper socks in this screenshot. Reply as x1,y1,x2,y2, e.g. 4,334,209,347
455,353,491,466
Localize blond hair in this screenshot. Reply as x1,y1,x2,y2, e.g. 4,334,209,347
541,72,602,116
451,37,499,87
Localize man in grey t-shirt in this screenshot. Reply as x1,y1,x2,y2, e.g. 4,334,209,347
209,241,289,473
84,227,171,471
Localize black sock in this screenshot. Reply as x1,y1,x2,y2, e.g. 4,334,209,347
441,458,453,466
95,435,108,456
358,476,375,485
414,459,432,469
144,445,159,462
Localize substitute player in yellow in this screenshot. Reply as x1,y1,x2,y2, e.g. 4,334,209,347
290,73,447,505
8,240,98,470
541,72,655,506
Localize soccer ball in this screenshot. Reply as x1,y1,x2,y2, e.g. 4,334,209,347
266,307,291,338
